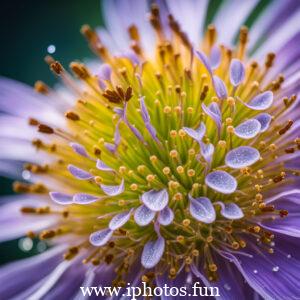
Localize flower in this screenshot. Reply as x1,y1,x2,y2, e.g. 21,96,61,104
0,0,300,299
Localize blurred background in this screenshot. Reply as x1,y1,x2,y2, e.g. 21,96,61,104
0,0,271,265
0,0,102,264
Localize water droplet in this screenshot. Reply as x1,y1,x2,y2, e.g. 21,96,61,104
224,284,231,291
18,237,33,252
47,44,56,54
272,266,279,272
22,170,31,180
253,269,258,274
37,241,47,253
287,254,291,259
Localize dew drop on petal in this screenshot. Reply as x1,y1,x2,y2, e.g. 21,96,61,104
141,236,165,269
272,266,279,272
219,202,244,220
109,210,132,230
100,179,125,196
68,165,94,180
158,206,174,226
255,113,272,132
188,195,216,223
246,91,273,110
49,192,73,205
73,193,100,204
134,205,155,226
89,228,113,247
142,189,169,212
230,59,245,86
225,146,260,169
234,119,261,139
253,270,258,274
205,170,237,194
47,44,56,54
18,237,33,252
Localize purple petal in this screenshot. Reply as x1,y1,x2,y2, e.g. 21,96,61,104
113,107,124,117
104,142,117,153
73,193,100,204
218,202,244,219
225,146,260,169
100,179,124,196
70,143,90,158
157,206,174,226
98,63,112,81
96,159,114,172
140,96,150,123
230,59,245,86
194,50,213,76
183,122,206,142
134,205,155,226
246,91,273,110
202,102,222,130
213,75,228,100
109,210,132,230
234,119,261,139
255,113,272,132
188,195,216,223
114,122,121,146
210,46,221,70
89,228,113,246
141,236,165,269
67,165,93,180
141,189,169,212
205,170,237,194
49,192,73,205
199,142,214,163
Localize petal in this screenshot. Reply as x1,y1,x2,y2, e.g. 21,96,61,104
98,63,112,81
234,119,261,139
183,122,206,142
199,142,214,163
210,46,221,69
230,59,245,86
194,50,213,76
67,165,93,180
89,228,113,247
213,75,228,100
254,113,272,132
69,142,90,158
109,210,132,230
218,202,244,220
96,159,114,171
73,193,100,204
225,146,260,169
140,96,150,123
49,192,73,205
188,195,216,223
141,236,165,269
202,102,222,130
246,91,273,110
100,179,124,196
141,189,169,212
205,170,237,194
134,205,155,226
157,206,174,226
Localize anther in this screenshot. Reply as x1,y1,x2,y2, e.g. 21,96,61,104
34,81,49,94
170,130,177,138
50,61,63,75
176,166,184,174
169,150,178,158
38,124,54,134
182,219,191,227
187,169,195,177
130,183,138,191
163,167,171,175
65,111,80,121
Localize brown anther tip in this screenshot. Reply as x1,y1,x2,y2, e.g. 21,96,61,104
38,124,54,134
70,62,89,79
20,206,36,213
50,61,63,74
34,81,49,94
65,111,80,121
279,209,288,218
40,229,56,239
261,205,275,212
28,118,39,126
